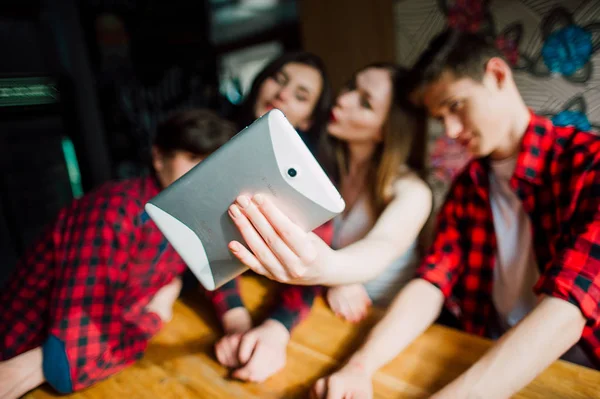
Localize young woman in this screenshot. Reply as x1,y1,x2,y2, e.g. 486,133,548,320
233,51,332,152
216,63,432,382
315,63,432,321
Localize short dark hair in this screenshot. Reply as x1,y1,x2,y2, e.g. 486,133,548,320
154,109,236,156
408,28,504,103
237,51,332,140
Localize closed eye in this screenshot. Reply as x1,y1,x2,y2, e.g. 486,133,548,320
360,96,371,109
449,100,463,113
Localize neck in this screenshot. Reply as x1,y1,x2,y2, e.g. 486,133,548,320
490,92,531,160
345,141,376,178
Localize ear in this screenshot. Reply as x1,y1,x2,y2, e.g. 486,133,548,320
297,118,313,132
151,146,164,173
484,57,511,90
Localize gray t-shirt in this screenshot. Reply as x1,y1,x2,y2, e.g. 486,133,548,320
332,193,417,306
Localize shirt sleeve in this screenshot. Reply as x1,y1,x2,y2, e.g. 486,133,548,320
534,153,600,328
415,176,466,298
204,278,245,322
267,285,322,331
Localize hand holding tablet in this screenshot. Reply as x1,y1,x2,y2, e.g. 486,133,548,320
146,109,344,290
227,192,338,285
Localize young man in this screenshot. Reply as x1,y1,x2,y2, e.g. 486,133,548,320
309,28,600,398
0,109,237,398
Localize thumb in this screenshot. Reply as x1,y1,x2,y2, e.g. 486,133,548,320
233,341,264,381
237,332,257,365
312,377,327,398
362,289,372,306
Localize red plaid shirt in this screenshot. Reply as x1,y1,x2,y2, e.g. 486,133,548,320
417,112,600,368
0,176,187,391
207,221,334,331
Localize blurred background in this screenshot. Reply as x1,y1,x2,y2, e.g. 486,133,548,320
1,0,598,286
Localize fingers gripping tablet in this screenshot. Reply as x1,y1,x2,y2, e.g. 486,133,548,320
146,110,344,290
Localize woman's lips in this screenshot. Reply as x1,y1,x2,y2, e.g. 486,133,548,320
329,111,337,123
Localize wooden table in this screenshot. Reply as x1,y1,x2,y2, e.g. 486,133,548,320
27,276,600,399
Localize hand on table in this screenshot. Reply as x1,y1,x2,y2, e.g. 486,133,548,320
215,307,253,368
327,284,372,323
230,319,290,383
311,360,373,399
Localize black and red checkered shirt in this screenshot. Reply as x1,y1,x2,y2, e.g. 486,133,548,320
416,112,600,368
0,176,187,391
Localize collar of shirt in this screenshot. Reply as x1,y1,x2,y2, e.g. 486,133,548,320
466,111,555,191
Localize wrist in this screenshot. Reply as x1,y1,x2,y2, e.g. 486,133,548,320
320,248,342,286
222,307,252,334
262,319,291,343
347,351,376,376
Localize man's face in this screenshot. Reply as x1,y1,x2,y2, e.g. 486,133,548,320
153,149,204,189
421,68,513,158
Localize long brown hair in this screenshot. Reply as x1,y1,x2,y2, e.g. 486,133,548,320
319,63,429,220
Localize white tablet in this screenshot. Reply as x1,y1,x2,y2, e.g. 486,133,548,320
145,109,345,290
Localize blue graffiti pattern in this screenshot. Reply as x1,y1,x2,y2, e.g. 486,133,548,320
552,110,592,131
542,25,593,76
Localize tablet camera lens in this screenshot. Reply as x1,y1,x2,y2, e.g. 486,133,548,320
287,168,297,178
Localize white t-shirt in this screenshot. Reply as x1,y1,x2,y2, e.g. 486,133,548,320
331,194,417,306
489,156,592,367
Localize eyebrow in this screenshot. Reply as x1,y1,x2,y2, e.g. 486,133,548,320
297,85,311,95
280,69,313,95
438,96,455,108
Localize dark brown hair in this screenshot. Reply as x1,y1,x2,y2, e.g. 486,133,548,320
409,28,504,104
154,109,237,157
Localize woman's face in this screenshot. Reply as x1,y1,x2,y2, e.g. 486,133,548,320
254,62,323,131
327,67,393,143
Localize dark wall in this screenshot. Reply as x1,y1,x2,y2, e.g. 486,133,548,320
299,0,396,93
0,0,111,285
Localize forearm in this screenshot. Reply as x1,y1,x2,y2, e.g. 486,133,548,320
435,296,586,399
322,238,404,286
319,180,432,287
347,279,444,374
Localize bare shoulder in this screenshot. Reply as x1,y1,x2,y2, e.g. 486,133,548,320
371,168,432,234
391,169,432,203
